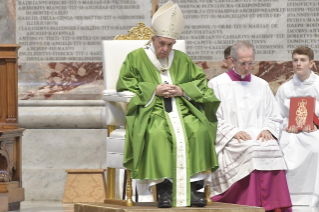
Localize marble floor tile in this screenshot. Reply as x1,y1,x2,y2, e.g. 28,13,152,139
12,201,74,212
8,201,319,212
293,206,319,212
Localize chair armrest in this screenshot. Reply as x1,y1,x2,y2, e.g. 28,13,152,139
103,89,134,103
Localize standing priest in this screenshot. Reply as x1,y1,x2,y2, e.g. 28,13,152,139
116,1,220,208
208,41,292,212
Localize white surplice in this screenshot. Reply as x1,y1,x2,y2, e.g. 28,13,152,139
208,72,287,196
276,71,319,207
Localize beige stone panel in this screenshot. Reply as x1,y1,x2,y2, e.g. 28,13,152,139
63,169,106,203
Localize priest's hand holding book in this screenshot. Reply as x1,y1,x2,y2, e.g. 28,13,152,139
285,124,318,134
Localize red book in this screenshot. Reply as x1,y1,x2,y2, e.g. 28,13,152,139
289,97,316,130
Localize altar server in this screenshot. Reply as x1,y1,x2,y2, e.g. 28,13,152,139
276,46,319,207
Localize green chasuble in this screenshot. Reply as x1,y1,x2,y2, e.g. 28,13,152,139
116,46,220,207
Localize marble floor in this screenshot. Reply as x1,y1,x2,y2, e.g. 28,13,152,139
12,202,73,212
8,201,319,212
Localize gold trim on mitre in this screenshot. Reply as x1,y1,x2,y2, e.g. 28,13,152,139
151,1,185,40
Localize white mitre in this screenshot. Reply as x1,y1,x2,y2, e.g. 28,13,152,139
151,1,185,40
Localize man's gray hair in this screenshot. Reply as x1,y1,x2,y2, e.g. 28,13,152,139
230,41,255,61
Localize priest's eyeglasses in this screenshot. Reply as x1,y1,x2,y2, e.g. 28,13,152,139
238,61,254,67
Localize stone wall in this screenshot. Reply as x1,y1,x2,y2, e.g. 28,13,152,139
1,0,318,201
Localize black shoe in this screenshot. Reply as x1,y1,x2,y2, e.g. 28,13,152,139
157,192,172,208
190,181,207,207
156,180,172,208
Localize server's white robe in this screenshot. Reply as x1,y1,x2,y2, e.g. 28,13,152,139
276,71,319,207
208,72,287,196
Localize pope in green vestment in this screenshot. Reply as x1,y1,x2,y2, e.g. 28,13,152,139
116,39,220,207
115,1,219,207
